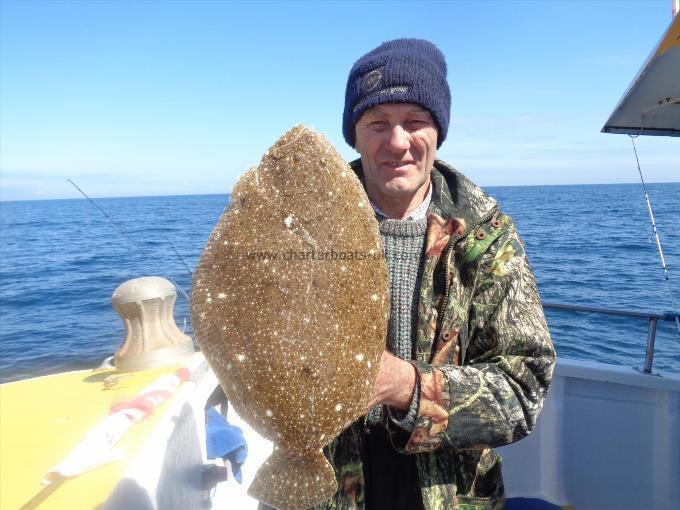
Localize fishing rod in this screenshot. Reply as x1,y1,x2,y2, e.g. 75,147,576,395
67,180,191,301
628,136,680,341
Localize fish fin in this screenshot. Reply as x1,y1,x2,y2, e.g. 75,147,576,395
248,448,337,510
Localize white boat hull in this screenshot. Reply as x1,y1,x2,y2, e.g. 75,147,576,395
498,358,680,509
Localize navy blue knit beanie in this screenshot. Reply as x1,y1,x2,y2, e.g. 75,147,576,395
343,38,451,148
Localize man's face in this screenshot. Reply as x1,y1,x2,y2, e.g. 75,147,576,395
354,103,438,205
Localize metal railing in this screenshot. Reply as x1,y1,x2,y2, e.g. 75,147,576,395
542,302,679,374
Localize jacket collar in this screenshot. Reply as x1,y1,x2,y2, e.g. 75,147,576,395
349,158,497,227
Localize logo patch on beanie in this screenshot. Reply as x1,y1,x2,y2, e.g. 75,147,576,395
361,68,383,92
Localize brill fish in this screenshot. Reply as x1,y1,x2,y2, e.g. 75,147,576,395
191,125,389,510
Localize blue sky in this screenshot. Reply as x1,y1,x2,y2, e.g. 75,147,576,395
1,0,678,201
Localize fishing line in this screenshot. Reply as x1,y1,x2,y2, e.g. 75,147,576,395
628,136,680,340
67,180,190,301
165,236,192,276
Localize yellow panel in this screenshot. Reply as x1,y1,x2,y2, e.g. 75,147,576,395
654,15,680,58
0,365,184,510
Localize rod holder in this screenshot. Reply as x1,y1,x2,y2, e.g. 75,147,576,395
643,317,658,374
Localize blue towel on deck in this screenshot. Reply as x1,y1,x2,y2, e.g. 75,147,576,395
205,408,248,483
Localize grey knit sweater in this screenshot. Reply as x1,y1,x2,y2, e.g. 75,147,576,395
379,218,428,361
365,213,428,429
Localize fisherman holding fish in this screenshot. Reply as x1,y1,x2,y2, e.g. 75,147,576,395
316,39,555,510
211,37,557,510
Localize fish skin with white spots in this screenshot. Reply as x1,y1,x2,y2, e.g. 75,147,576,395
191,125,389,510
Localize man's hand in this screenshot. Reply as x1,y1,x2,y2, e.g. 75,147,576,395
366,350,417,412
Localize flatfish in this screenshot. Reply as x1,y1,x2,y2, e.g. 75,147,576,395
191,125,389,510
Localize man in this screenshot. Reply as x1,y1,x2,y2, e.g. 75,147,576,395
321,38,556,510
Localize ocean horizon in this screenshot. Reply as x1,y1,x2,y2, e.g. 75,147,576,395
2,180,680,204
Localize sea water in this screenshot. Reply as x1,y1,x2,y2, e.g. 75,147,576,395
1,183,678,383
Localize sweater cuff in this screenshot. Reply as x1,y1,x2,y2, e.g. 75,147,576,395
386,376,420,432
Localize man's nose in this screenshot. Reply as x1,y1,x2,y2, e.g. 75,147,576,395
386,124,410,152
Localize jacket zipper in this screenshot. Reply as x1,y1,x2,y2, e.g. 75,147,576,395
440,208,498,324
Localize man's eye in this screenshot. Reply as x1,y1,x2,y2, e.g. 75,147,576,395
407,119,429,128
368,121,388,129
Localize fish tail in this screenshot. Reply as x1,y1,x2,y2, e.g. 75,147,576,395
248,447,337,510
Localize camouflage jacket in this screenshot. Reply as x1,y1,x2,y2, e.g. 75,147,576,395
314,159,556,510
